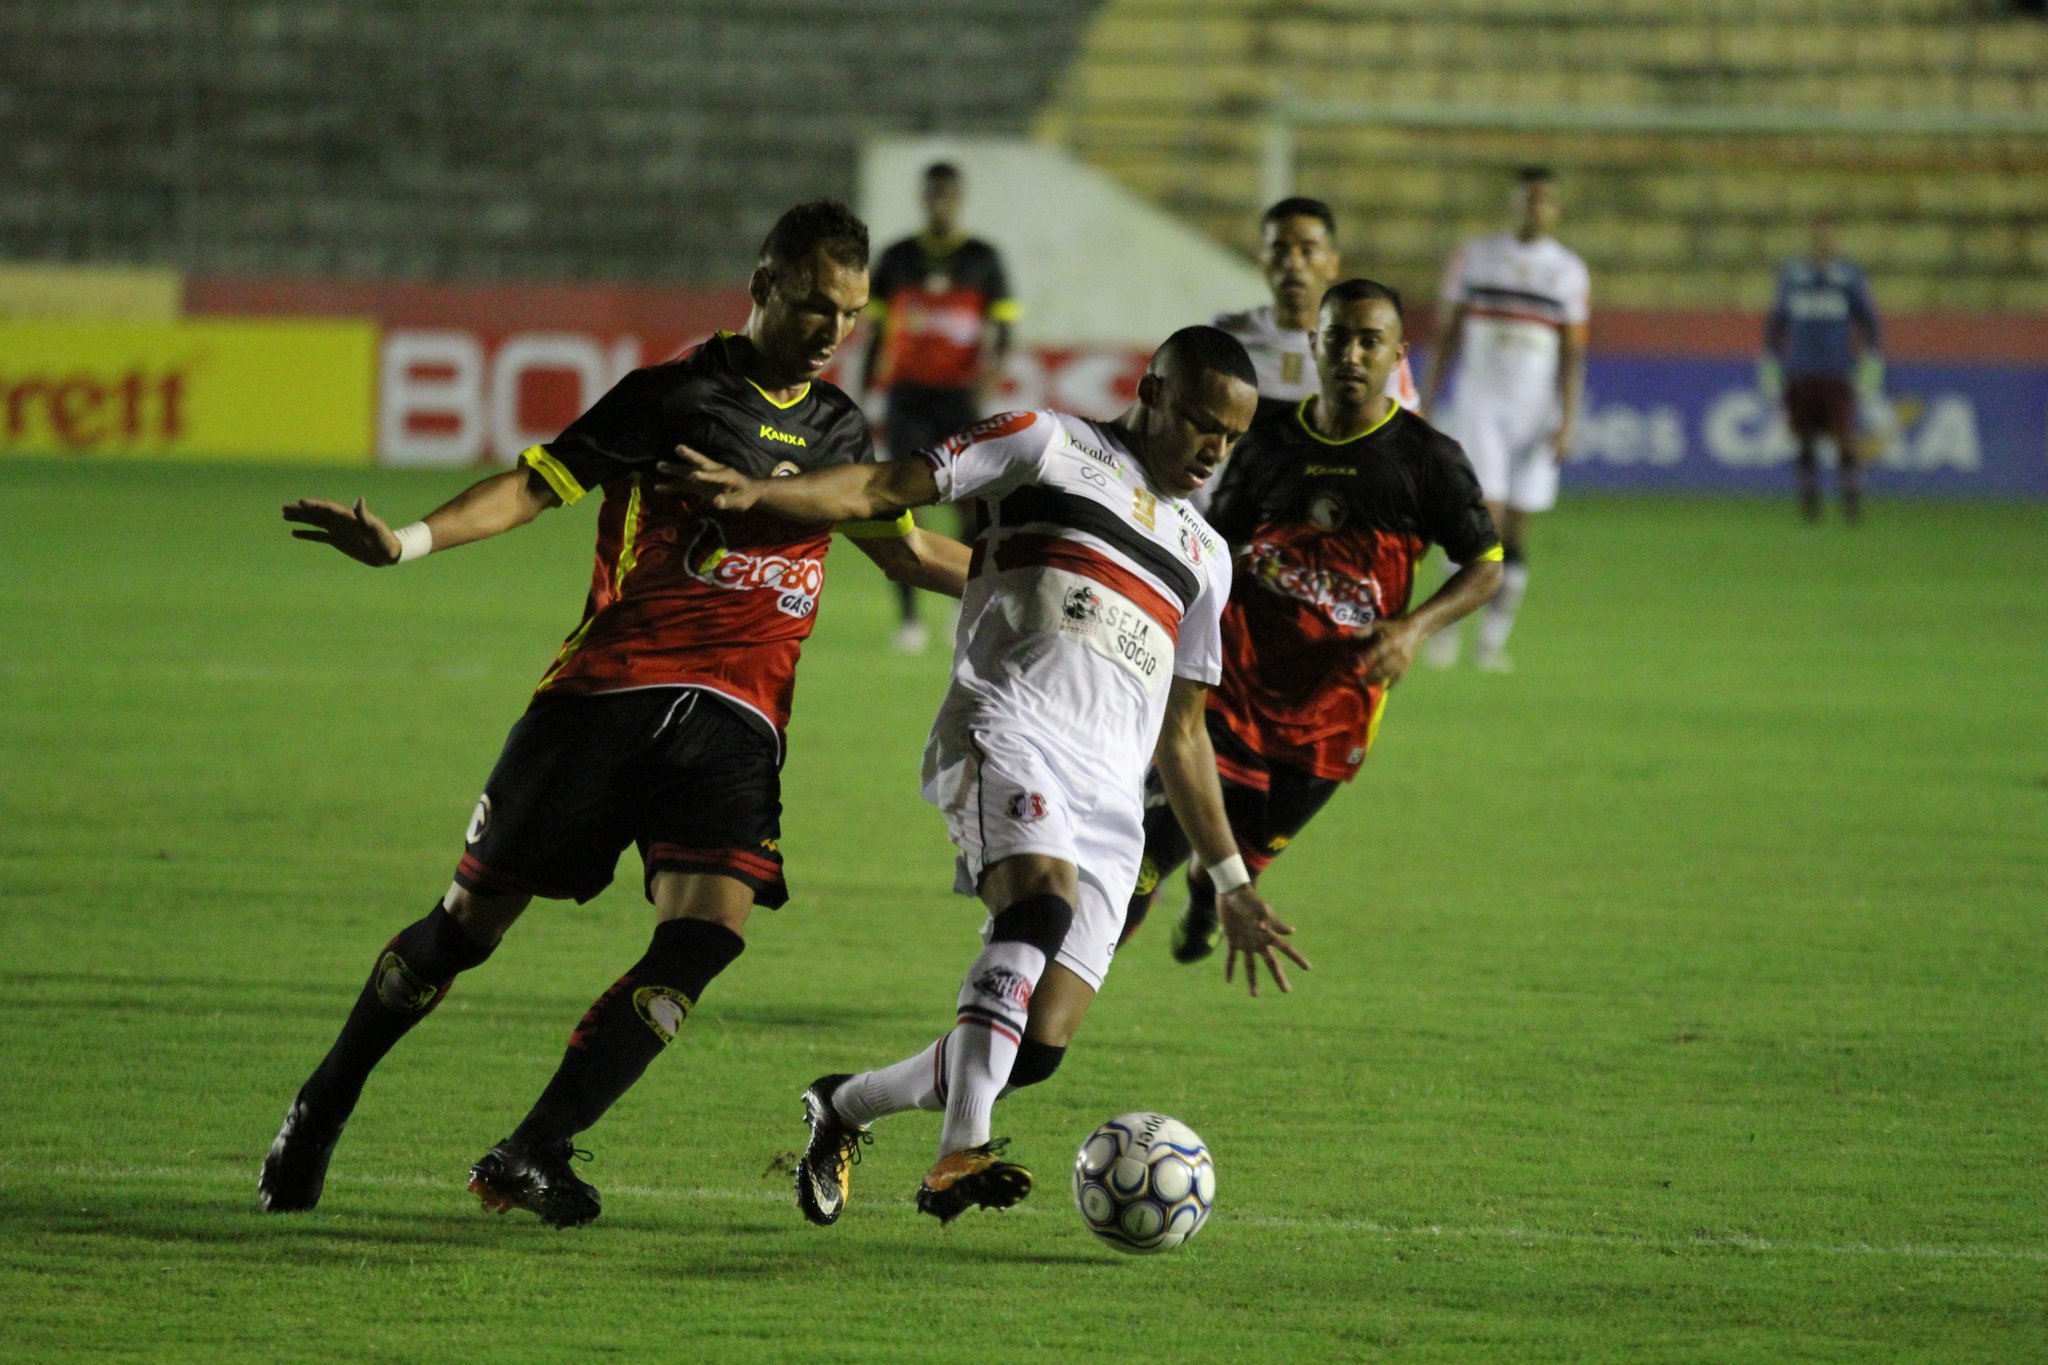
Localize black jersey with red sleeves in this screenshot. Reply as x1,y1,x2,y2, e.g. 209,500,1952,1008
1205,397,1500,781
517,333,876,745
871,234,1017,391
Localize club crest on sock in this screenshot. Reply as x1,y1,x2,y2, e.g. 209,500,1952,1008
373,950,440,1014
632,985,693,1044
971,965,1033,1012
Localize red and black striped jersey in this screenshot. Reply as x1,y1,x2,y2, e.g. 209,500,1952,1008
870,234,1017,392
519,334,878,748
1205,397,1501,781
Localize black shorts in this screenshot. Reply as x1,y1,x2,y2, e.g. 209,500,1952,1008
454,688,787,907
1134,712,1342,900
883,385,982,461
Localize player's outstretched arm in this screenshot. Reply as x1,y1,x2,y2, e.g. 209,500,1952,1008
659,444,940,524
1354,554,1503,687
849,527,973,598
281,467,559,566
1152,678,1312,998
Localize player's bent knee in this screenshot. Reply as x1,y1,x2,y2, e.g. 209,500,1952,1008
442,883,528,947
1005,1038,1067,1090
652,871,755,934
989,892,1074,958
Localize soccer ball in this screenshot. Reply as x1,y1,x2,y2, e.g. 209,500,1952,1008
1071,1112,1215,1254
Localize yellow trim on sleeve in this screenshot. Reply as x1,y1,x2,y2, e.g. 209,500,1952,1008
987,298,1022,323
1474,544,1505,563
613,478,646,592
838,509,916,539
1365,690,1389,755
1295,395,1401,446
521,444,587,506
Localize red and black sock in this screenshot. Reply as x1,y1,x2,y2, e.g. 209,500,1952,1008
510,918,745,1148
300,902,496,1123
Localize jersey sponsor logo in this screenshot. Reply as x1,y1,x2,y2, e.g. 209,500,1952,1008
1028,572,1169,692
684,519,827,619
758,423,808,448
938,409,1037,460
1067,434,1124,476
1302,464,1357,476
1005,791,1049,824
1246,541,1382,630
632,985,693,1044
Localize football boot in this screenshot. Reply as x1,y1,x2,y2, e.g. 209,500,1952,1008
915,1138,1033,1224
794,1074,872,1227
258,1092,346,1212
468,1137,602,1228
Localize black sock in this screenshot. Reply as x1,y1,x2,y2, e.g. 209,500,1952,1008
300,903,496,1122
897,580,917,623
511,918,745,1148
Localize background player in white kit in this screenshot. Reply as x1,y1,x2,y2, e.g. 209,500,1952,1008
1419,166,1590,672
1212,200,1418,459
667,328,1309,1226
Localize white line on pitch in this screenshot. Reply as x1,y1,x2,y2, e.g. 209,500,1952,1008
13,1162,2046,1265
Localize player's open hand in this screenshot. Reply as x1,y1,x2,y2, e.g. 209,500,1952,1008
1352,616,1422,688
282,496,402,566
1219,885,1311,997
657,445,759,510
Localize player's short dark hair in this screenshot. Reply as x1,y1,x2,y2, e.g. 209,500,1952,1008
1261,196,1336,237
1150,325,1258,389
923,161,962,183
1516,165,1557,186
758,199,870,284
1321,277,1405,322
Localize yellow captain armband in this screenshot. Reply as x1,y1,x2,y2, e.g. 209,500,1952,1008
520,445,588,506
837,509,917,540
987,298,1022,324
1474,544,1506,563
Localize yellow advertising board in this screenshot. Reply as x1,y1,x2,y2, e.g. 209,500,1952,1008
0,319,376,463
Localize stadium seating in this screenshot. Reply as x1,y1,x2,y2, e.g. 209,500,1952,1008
0,0,1102,284
1045,0,2048,314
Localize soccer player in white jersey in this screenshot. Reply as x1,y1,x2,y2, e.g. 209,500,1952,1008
665,328,1310,1226
1213,198,1420,422
1419,166,1590,672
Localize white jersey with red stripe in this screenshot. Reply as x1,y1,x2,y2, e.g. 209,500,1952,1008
921,409,1231,793
1439,233,1591,410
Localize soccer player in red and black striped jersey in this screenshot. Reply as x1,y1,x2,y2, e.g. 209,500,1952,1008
1126,280,1505,963
863,161,1018,653
261,201,970,1227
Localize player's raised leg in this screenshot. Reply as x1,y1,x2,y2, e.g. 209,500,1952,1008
258,885,515,1212
469,871,751,1228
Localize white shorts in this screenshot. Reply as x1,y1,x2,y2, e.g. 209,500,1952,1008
1451,401,1561,514
921,722,1144,992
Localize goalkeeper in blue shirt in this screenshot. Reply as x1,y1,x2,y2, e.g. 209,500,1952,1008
1761,215,1883,523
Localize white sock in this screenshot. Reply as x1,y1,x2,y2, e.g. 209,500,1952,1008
832,1039,946,1127
936,939,1046,1157
1478,562,1529,657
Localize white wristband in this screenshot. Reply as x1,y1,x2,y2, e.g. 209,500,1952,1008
393,521,433,564
1207,853,1251,895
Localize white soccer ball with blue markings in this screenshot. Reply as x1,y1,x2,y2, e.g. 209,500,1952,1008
1072,1112,1215,1254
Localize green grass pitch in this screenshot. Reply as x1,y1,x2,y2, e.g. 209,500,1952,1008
2,460,2044,1362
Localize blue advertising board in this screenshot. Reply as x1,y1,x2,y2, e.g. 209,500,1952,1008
1425,351,2048,501
1556,356,2048,497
